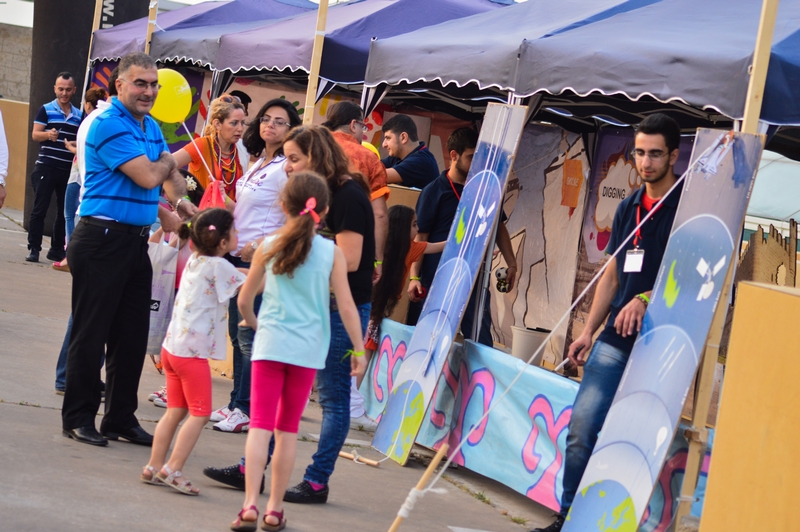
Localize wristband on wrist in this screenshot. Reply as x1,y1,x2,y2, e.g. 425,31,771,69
635,293,650,306
344,349,365,360
374,260,383,267
410,276,421,281
175,196,191,211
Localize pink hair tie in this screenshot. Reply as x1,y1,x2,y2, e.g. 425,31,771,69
208,225,216,231
299,197,320,224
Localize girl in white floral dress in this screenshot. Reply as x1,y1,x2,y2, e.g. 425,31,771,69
141,208,247,495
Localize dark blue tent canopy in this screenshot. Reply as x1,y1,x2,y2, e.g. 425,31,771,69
514,0,800,125
319,0,503,84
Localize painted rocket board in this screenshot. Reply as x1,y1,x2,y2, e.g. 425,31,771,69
372,103,528,465
563,129,762,531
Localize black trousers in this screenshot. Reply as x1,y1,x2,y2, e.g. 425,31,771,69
28,163,69,253
61,220,152,431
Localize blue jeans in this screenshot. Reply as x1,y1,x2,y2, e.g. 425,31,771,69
64,181,81,242
232,294,261,417
56,314,105,391
462,287,493,347
304,303,371,486
55,315,73,390
226,256,249,410
560,340,630,515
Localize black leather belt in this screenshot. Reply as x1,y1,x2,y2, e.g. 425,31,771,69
82,216,151,237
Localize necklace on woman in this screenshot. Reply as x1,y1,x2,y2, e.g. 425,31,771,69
211,138,238,186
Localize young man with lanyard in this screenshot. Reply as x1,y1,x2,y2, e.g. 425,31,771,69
532,113,683,532
408,127,517,346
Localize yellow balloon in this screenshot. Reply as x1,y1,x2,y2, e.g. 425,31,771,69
362,141,380,159
150,68,192,124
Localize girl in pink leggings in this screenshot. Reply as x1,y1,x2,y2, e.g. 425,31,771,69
231,172,366,531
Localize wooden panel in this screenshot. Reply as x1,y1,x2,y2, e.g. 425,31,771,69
0,99,30,210
700,282,800,532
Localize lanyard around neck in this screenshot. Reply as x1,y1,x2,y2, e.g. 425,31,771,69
447,171,461,201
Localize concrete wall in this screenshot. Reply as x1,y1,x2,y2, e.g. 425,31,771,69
0,23,32,103
0,99,30,211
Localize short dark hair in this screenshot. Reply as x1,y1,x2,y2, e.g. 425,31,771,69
382,114,418,143
228,90,251,105
107,67,119,97
446,127,478,156
177,208,235,257
322,101,363,131
242,98,302,157
117,52,157,77
56,72,74,83
637,113,681,153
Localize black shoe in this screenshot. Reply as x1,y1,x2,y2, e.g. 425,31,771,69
46,249,65,262
203,463,265,494
101,425,153,446
529,514,565,532
62,426,108,446
25,249,39,262
55,388,65,396
283,480,328,504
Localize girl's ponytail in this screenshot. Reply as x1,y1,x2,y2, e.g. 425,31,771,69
263,172,330,277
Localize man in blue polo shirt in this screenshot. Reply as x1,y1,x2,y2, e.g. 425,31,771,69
61,53,196,447
532,114,683,532
407,127,517,346
26,72,81,263
381,114,440,189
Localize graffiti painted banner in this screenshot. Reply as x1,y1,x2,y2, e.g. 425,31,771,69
417,341,578,511
361,320,713,528
371,104,528,465
564,129,762,531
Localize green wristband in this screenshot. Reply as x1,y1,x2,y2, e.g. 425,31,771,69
636,293,651,306
342,349,365,362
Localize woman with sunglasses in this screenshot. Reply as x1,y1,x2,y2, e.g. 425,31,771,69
173,94,248,201
206,98,302,436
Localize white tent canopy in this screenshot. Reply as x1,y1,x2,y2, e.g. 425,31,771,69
749,151,800,222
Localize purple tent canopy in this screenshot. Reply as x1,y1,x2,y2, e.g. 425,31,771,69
90,0,315,62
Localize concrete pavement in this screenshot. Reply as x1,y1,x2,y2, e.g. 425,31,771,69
0,207,554,532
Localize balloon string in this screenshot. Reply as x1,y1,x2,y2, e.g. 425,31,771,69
181,121,216,182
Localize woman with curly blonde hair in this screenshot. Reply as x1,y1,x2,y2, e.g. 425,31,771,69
173,94,248,201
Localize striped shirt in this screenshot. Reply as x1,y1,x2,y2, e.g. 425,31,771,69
34,99,81,170
80,97,169,226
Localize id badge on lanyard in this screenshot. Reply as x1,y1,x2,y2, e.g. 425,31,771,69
624,248,644,273
624,204,647,273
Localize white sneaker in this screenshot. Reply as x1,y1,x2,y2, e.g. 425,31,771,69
210,406,231,423
213,408,249,433
149,386,166,402
153,395,167,408
350,414,378,432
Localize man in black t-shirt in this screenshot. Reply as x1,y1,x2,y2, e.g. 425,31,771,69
381,114,440,189
407,128,517,347
532,114,683,532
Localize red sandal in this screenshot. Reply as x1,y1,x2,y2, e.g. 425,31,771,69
261,509,286,531
230,505,259,532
